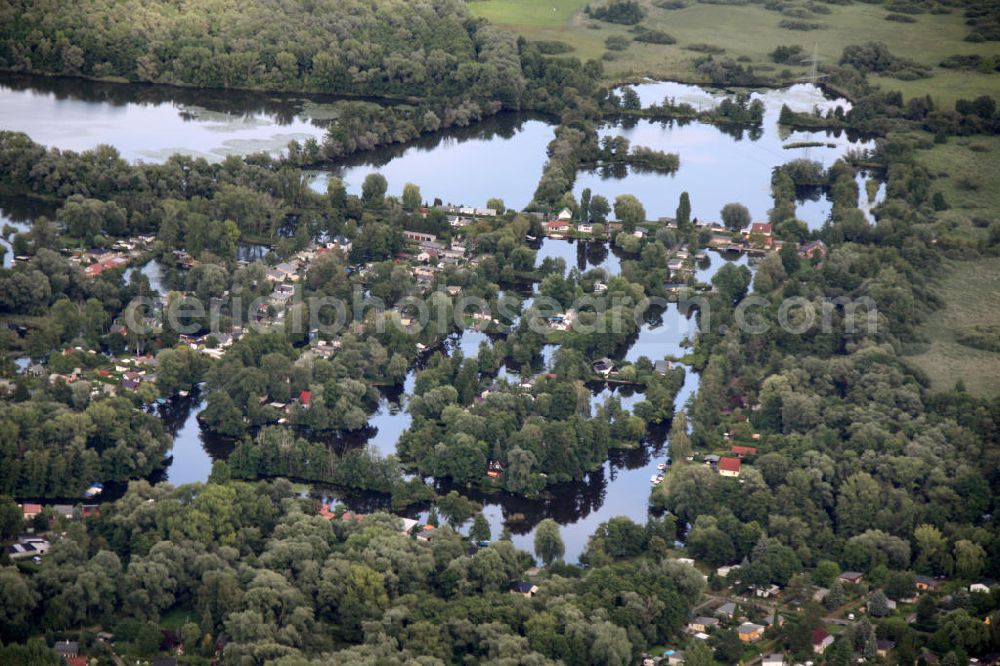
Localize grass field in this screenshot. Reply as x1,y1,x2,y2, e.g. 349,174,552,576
468,0,1000,105
908,257,1000,397
918,134,1000,216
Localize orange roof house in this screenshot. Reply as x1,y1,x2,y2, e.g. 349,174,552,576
20,503,42,520
743,222,774,248
718,457,742,477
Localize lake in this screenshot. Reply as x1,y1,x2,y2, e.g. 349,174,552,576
5,72,866,560
576,82,880,228
307,114,555,211
0,72,340,163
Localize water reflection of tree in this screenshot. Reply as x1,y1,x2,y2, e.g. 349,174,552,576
434,473,608,535
0,195,59,228
154,388,235,483
326,113,549,172
582,241,609,270
712,123,764,141
0,71,399,128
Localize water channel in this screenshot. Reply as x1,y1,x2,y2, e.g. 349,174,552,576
1,73,877,561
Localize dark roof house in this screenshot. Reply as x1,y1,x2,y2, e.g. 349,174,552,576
510,581,538,597
54,641,79,658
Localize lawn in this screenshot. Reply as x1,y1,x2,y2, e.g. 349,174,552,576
468,0,1000,104
908,257,1000,397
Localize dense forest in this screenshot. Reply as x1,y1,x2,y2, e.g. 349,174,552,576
0,480,705,665
0,0,524,105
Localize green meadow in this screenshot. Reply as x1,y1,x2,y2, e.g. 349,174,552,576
469,0,1000,105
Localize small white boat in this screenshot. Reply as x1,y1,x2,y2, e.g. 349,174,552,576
656,463,667,470
83,483,104,498
650,475,660,484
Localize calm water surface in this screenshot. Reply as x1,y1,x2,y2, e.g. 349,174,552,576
306,114,555,211
0,73,339,162
576,82,879,228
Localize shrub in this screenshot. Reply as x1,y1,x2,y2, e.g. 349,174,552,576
779,19,824,30
940,54,984,69
956,325,1000,352
605,35,630,51
886,13,917,22
782,7,813,18
886,1,926,14
632,27,677,44
771,44,804,63
956,174,982,191
685,43,726,54
895,68,932,80
533,40,575,55
839,41,931,78
586,0,645,24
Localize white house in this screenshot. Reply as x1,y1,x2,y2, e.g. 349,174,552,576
557,207,573,221
971,580,997,594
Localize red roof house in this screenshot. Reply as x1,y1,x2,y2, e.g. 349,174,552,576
299,390,312,407
20,503,42,520
718,457,742,477
742,222,774,248
730,445,757,457
812,628,833,654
